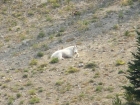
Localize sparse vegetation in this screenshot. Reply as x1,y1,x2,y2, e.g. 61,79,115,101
37,52,44,57
77,20,89,31
121,0,133,6
0,0,140,105
113,24,119,30
118,70,124,74
93,72,100,78
28,89,36,95
112,95,122,105
50,57,59,63
85,62,96,71
66,66,79,73
116,59,125,66
96,85,103,92
22,74,28,78
37,31,45,39
29,97,40,104
55,80,64,86
16,93,22,98
29,59,38,66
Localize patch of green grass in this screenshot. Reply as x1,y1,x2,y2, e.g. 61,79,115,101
98,82,103,85
28,89,36,95
29,97,40,104
37,31,45,38
7,96,15,105
38,63,47,68
124,30,130,36
118,70,124,74
89,79,94,83
28,11,34,16
105,86,114,92
22,74,28,78
42,44,49,51
46,15,53,22
66,67,79,74
116,59,125,66
91,14,98,22
78,92,86,100
56,32,63,37
106,94,113,99
16,93,22,98
113,24,119,30
38,87,43,93
29,59,38,66
24,81,33,86
5,78,11,82
112,95,122,105
19,100,24,105
96,85,103,92
77,20,89,31
58,83,72,93
59,27,65,32
55,80,64,86
118,10,124,19
93,72,100,78
1,84,8,89
121,0,133,6
52,3,60,8
50,57,59,64
73,10,81,16
24,69,29,72
37,52,44,57
85,62,96,71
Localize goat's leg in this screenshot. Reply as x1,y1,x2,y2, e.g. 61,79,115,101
74,53,79,58
59,53,64,60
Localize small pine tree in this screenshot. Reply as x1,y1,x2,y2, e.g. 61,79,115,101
124,30,140,101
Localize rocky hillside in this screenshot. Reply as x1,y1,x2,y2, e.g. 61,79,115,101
0,0,140,105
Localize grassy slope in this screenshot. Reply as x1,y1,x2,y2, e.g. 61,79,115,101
0,0,140,105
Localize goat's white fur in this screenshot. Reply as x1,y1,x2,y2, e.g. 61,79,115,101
51,45,79,60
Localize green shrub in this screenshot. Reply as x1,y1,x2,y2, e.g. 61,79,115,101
59,27,65,32
124,30,130,36
37,31,45,38
66,67,79,73
19,100,24,105
37,52,44,57
113,24,119,30
29,97,40,104
112,95,122,105
29,59,38,66
121,0,133,6
85,62,96,69
55,81,63,86
28,89,36,95
16,93,22,98
50,58,59,64
96,85,103,92
22,74,28,78
118,70,124,74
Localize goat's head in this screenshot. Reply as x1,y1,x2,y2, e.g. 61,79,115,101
73,45,78,54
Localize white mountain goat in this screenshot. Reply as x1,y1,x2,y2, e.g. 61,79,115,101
51,45,79,60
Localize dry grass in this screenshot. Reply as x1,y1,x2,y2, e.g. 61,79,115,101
0,0,140,105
